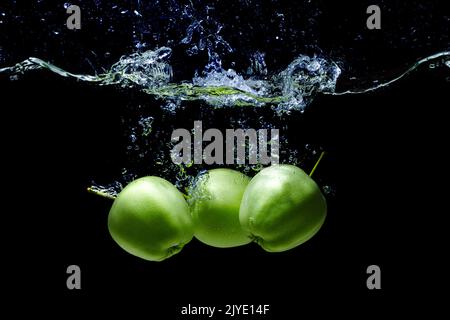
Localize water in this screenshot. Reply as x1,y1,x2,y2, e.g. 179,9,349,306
0,47,343,110
1,0,449,199
2,48,447,109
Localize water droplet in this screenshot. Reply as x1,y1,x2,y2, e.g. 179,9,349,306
163,102,178,114
322,185,333,195
135,42,147,49
139,116,154,136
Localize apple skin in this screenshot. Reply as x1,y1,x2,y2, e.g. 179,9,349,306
188,169,252,248
239,165,327,252
108,176,194,262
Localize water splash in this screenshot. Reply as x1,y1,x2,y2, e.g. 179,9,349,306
2,48,448,111
102,47,173,88
1,47,448,197
180,2,233,61
328,51,450,95
186,170,212,207
87,182,123,200
275,55,342,113
0,56,100,82
0,47,340,111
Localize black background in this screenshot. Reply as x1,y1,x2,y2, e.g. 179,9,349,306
1,0,449,317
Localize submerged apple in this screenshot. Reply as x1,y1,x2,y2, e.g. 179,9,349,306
188,169,251,248
239,165,327,252
108,176,194,261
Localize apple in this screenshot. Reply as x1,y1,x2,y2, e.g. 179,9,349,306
188,169,252,248
239,165,327,252
108,176,194,261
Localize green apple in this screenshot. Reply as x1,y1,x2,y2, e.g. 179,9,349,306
239,165,327,252
108,176,194,261
188,169,252,248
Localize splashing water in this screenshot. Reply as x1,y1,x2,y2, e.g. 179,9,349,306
1,47,448,112
103,47,173,88
87,183,123,200
1,0,448,200
1,47,448,198
276,55,341,113
328,51,450,95
0,47,342,111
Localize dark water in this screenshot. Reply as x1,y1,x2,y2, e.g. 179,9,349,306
1,0,449,316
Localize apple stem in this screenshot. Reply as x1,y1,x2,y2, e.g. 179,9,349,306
87,187,117,200
309,151,326,177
